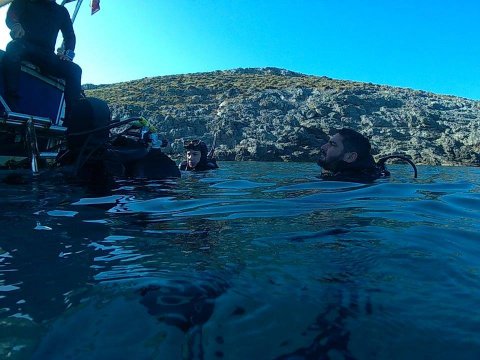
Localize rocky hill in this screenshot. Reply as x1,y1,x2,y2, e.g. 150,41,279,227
84,67,480,166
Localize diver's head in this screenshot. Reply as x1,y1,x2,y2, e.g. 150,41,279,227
184,139,208,168
317,128,372,171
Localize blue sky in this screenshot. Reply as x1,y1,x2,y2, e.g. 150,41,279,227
1,0,479,99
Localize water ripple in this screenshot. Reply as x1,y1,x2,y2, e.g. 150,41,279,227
1,163,480,358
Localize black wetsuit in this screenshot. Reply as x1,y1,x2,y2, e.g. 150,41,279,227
3,0,82,112
319,156,390,182
179,158,219,172
321,167,389,182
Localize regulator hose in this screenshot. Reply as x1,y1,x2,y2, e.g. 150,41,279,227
377,155,418,178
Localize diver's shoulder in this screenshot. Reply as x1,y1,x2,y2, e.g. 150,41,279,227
179,161,188,171
206,158,219,169
321,166,389,182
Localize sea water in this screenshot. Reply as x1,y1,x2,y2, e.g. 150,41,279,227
0,162,479,359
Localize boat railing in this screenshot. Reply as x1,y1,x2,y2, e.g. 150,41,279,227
1,110,67,134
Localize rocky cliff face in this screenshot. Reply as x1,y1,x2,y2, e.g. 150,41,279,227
84,68,480,166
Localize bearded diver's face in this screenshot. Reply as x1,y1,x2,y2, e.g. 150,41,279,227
317,133,351,171
186,150,202,168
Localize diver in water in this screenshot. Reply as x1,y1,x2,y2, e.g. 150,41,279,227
179,139,218,171
317,128,390,181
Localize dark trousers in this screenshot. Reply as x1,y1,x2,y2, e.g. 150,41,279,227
3,40,82,114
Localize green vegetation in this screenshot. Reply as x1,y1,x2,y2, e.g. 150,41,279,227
85,68,369,109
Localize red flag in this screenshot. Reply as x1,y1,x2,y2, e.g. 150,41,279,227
90,0,100,15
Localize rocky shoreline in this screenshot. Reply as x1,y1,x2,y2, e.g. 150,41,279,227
84,67,480,166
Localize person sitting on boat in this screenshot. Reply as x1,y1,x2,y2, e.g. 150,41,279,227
179,139,218,171
2,0,82,115
317,128,390,181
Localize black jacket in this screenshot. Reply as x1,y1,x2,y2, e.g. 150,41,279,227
6,0,76,52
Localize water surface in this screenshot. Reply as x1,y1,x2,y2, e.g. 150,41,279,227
1,162,479,359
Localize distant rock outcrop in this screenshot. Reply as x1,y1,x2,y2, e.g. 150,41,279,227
84,67,480,166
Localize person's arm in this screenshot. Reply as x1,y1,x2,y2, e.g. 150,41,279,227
6,0,26,38
6,0,23,28
59,6,76,53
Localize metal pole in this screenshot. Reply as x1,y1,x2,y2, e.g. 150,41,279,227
26,119,40,174
60,0,84,24
71,0,84,24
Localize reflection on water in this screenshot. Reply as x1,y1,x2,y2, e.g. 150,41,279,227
0,163,479,359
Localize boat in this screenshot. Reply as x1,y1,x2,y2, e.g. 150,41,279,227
0,0,180,181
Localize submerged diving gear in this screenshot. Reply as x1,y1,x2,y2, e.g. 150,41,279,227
57,97,180,180
319,155,417,181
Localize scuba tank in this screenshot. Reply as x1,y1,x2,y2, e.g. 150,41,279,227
58,98,180,180
64,97,111,152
